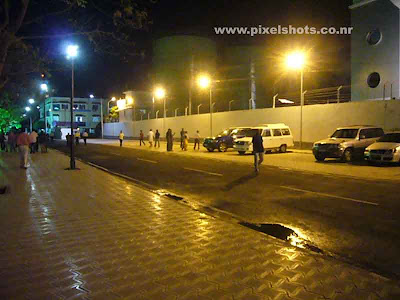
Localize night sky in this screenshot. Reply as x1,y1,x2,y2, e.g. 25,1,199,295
48,0,353,98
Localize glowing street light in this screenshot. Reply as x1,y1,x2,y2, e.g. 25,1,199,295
154,87,167,133
116,99,126,110
89,94,94,99
197,75,211,89
28,98,35,104
197,74,213,137
40,83,48,92
25,106,31,112
66,44,79,170
286,50,307,149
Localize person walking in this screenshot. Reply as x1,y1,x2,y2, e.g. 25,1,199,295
252,130,264,174
29,130,38,154
38,130,48,153
0,132,5,151
119,130,124,147
180,128,185,150
183,131,189,151
82,130,88,145
166,128,174,151
16,130,30,169
194,130,201,150
139,130,146,146
148,129,154,147
155,129,160,148
74,130,80,146
7,130,16,153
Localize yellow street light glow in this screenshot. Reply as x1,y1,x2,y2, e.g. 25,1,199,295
197,75,211,89
154,87,166,99
117,99,126,110
126,96,134,105
111,97,116,101
286,51,306,70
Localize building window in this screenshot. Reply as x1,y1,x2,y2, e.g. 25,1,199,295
75,116,84,122
53,114,60,122
73,104,78,110
367,72,380,88
92,104,99,112
92,115,101,122
61,104,69,110
78,104,86,110
53,104,60,111
366,29,382,45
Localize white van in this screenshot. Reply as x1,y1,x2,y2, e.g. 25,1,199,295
233,124,294,155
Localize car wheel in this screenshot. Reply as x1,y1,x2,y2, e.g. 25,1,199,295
315,154,325,161
238,151,245,155
207,148,214,152
342,148,353,162
279,144,287,153
218,143,228,152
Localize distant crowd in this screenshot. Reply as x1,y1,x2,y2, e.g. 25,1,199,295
118,128,202,151
0,129,55,169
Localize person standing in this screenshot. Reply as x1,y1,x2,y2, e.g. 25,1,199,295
74,129,80,145
16,130,30,169
7,130,16,153
183,131,189,151
166,128,174,151
252,130,264,174
194,130,201,150
38,130,47,153
155,129,160,148
29,130,38,154
82,130,88,145
148,129,154,147
180,128,185,150
0,132,5,151
119,130,124,147
139,130,145,146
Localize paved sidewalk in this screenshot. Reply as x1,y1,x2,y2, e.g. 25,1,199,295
0,150,399,300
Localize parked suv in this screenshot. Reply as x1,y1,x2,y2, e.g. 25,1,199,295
203,127,250,152
312,125,384,162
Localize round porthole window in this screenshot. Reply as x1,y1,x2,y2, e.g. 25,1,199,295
366,29,382,45
367,72,380,88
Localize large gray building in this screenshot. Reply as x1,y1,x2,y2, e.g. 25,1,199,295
351,0,400,101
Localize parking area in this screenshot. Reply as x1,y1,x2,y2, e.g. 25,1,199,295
87,138,400,182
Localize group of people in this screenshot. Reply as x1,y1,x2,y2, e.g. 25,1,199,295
0,129,52,169
66,129,89,146
134,128,201,152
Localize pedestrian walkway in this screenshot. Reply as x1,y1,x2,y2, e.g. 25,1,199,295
1,150,399,299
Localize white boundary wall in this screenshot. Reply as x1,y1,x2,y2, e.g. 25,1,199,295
104,100,400,143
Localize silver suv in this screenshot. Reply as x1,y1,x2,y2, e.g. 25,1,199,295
312,125,384,162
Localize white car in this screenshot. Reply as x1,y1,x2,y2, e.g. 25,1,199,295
364,132,400,164
233,124,294,155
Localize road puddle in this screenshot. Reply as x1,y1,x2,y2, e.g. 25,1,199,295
239,222,323,254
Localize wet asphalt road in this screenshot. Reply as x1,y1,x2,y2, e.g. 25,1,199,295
50,141,400,279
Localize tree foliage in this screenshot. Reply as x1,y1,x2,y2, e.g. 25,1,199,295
0,94,22,132
107,105,119,122
0,0,153,94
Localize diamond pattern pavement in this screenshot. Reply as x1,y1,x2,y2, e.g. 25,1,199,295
0,150,399,299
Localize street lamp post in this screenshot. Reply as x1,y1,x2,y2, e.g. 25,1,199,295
286,51,306,149
154,88,166,134
197,104,202,114
25,107,32,132
197,75,212,136
67,45,78,170
40,84,48,133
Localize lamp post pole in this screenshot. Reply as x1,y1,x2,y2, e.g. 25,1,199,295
163,97,166,135
100,100,104,139
299,69,304,150
70,58,75,169
209,87,213,137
